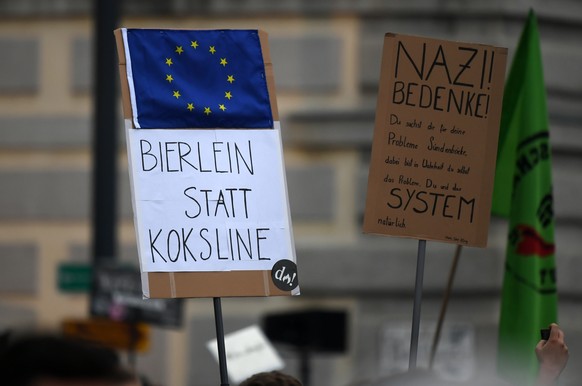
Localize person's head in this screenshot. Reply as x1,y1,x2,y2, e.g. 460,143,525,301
239,371,302,386
0,331,137,386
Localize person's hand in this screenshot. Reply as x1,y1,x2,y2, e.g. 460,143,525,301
535,323,569,386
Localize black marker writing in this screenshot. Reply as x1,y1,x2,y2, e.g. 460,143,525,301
140,139,254,175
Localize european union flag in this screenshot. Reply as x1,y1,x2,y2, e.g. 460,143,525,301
123,29,273,129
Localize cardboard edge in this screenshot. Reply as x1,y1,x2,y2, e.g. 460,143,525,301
386,31,510,53
146,271,291,298
114,29,133,120
258,30,279,122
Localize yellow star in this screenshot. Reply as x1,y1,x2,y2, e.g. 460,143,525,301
219,104,226,111
220,58,228,66
204,107,212,115
190,40,198,49
165,58,173,66
225,91,232,100
166,74,173,83
173,90,181,99
227,75,235,84
209,46,216,54
187,103,194,111
175,46,184,55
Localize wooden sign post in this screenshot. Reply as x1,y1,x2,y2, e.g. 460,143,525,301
363,33,507,368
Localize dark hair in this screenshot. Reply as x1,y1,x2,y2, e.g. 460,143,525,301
239,371,302,386
0,331,135,386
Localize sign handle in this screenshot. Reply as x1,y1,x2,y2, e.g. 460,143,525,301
213,297,230,386
409,239,426,370
429,244,463,368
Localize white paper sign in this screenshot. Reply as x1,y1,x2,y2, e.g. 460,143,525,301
206,325,284,384
127,126,295,272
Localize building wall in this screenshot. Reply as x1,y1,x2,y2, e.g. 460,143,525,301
0,1,581,385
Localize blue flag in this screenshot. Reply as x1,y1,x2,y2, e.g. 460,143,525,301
123,29,273,129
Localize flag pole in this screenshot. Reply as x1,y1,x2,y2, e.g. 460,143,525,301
213,297,230,386
409,239,427,369
429,244,463,368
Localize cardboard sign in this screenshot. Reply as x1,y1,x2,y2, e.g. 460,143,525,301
115,29,299,298
90,266,183,328
206,325,284,384
363,33,507,247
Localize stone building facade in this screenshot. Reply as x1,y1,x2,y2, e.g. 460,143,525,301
0,1,581,385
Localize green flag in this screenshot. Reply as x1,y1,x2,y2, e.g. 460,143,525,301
494,10,557,384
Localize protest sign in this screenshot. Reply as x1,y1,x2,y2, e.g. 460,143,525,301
115,29,298,298
90,265,183,327
363,33,507,247
206,325,284,384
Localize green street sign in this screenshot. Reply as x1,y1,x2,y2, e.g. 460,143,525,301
58,263,92,293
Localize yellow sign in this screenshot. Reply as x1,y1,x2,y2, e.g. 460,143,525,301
62,318,150,353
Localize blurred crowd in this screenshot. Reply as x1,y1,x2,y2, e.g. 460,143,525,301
0,322,568,386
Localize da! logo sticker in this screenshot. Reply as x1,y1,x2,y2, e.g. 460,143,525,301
271,260,299,291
